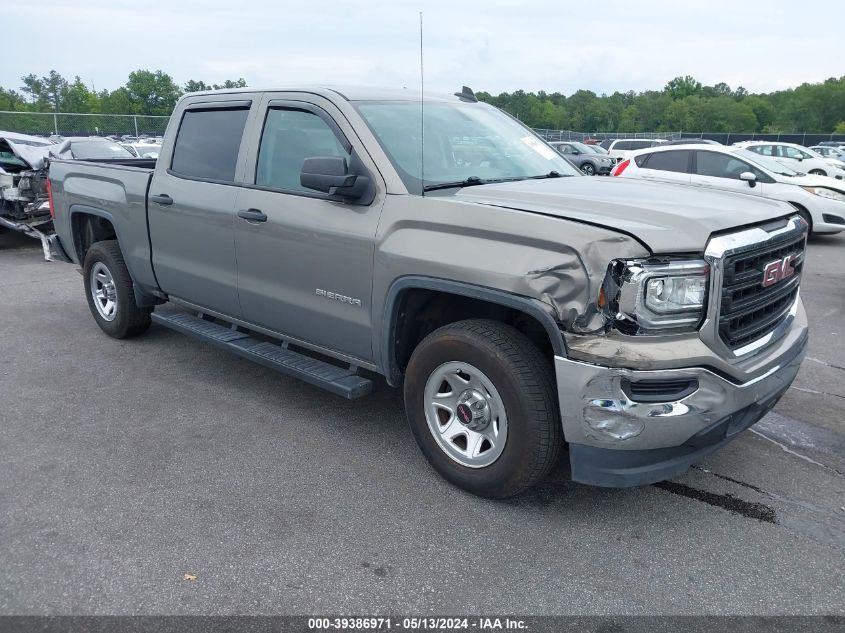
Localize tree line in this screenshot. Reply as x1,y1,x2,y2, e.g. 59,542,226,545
2,70,845,133
0,69,246,117
477,75,845,134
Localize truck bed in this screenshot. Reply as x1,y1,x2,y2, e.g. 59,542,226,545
48,158,158,291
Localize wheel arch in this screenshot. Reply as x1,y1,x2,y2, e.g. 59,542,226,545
70,205,163,307
380,276,566,387
787,201,813,233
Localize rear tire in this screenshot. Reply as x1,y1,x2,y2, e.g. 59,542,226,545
404,319,562,498
83,240,152,339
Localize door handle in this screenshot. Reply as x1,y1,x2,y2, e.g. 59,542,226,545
237,208,268,223
150,194,173,206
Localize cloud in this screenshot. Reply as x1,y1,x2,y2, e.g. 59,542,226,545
3,0,843,96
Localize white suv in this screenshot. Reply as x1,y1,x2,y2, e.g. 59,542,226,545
734,141,845,180
601,138,666,160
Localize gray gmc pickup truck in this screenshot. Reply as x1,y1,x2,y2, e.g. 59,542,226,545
47,86,809,498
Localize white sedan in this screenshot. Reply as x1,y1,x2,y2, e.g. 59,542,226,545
733,141,845,179
611,144,845,234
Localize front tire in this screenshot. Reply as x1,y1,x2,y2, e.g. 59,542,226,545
404,319,562,498
580,162,596,176
83,240,152,339
809,169,826,176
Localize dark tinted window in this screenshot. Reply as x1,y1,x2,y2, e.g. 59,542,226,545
600,139,614,149
643,150,690,173
171,107,249,181
613,141,631,151
256,108,349,192
695,151,753,179
630,140,657,150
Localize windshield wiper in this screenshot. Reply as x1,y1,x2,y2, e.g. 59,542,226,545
423,176,488,192
527,171,569,179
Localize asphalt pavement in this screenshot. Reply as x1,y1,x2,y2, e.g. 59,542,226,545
0,229,843,615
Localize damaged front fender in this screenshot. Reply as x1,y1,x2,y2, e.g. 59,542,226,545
372,195,650,351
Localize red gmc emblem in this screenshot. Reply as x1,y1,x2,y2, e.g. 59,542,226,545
762,255,796,288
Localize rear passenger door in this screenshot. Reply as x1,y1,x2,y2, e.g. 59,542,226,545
148,97,257,318
233,93,385,363
636,150,692,184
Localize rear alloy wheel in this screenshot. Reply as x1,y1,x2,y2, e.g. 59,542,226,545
83,240,152,339
580,163,596,176
404,319,562,498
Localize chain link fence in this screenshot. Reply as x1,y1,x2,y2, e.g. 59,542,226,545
533,129,845,146
533,130,682,142
4,111,845,148
0,111,169,137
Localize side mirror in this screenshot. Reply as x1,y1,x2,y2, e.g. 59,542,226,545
795,154,804,161
300,156,370,199
739,171,757,187
571,149,580,155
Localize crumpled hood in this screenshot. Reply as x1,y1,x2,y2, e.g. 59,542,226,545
453,176,793,253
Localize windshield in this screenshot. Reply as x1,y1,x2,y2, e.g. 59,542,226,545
733,148,799,176
70,140,135,160
355,101,580,193
586,144,608,154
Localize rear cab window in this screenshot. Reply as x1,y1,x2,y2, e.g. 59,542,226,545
170,106,250,182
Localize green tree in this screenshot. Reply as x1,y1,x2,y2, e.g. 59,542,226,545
184,79,212,93
665,75,702,101
21,70,68,111
212,78,248,90
125,69,182,115
63,76,97,113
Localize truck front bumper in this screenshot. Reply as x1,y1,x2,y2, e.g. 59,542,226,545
555,330,807,488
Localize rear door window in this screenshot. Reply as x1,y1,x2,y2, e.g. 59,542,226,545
630,140,656,150
170,107,250,182
642,150,690,173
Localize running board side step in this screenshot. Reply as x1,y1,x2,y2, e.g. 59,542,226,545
151,311,373,400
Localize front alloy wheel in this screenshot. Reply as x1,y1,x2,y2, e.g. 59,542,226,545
424,361,508,468
580,163,596,176
404,319,562,498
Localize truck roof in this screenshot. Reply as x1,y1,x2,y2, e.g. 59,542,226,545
181,86,473,103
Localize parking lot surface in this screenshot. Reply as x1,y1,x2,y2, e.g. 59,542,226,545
1,230,843,615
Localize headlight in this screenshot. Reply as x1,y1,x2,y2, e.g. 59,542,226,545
802,186,845,201
600,259,709,334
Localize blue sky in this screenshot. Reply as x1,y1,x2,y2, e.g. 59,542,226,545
5,0,843,96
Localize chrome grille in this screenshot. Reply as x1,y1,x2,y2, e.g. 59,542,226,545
717,224,806,350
